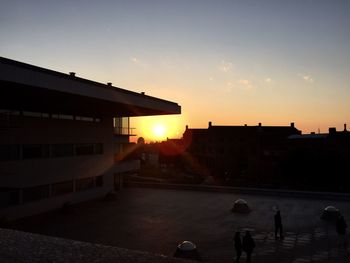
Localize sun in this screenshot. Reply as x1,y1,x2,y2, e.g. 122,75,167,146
130,115,183,143
153,124,166,139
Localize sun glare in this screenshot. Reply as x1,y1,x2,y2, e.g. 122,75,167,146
131,115,184,143
153,124,166,138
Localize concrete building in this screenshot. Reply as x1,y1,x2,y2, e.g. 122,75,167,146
0,57,180,220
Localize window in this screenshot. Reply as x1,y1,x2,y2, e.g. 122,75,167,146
76,177,94,191
1,143,103,160
113,117,130,135
23,111,42,118
22,145,41,159
76,116,94,122
76,144,94,155
59,114,74,120
52,181,73,196
18,111,100,123
95,175,103,187
22,185,49,203
0,188,20,207
52,144,74,157
0,145,20,161
22,144,49,159
42,145,50,158
95,143,103,154
21,111,50,118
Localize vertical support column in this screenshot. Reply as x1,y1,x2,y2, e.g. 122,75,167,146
18,188,23,205
128,117,130,135
114,173,124,191
114,173,120,190
48,184,53,197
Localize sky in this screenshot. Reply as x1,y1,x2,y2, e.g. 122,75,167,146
1,0,350,141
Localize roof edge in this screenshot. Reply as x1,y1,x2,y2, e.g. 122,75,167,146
0,56,180,107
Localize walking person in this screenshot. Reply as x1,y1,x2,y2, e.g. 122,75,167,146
242,231,255,263
274,210,284,239
234,231,242,263
336,214,348,251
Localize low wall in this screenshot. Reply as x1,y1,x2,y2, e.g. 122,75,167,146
0,228,192,263
124,181,350,201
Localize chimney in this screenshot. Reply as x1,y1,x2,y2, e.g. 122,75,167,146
329,127,336,134
186,125,188,130
291,122,295,128
344,123,347,131
107,82,112,86
69,72,76,77
208,121,212,128
141,92,145,95
258,122,262,127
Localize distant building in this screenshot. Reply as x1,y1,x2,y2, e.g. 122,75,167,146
0,57,180,219
159,138,186,169
284,125,350,191
182,122,301,186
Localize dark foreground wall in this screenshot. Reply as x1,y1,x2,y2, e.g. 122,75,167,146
0,228,191,263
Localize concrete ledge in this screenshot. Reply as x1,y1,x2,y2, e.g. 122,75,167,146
124,181,350,201
0,228,192,263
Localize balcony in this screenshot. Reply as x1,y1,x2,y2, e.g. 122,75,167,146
113,117,136,136
113,127,136,136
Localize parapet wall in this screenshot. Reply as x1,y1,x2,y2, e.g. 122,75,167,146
124,181,350,201
0,228,191,263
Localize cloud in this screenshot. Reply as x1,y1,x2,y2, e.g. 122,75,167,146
219,60,233,73
265,77,272,83
299,74,314,83
131,57,140,64
130,57,149,68
303,75,314,83
238,79,254,90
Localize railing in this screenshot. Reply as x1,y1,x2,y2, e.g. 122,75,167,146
113,127,136,136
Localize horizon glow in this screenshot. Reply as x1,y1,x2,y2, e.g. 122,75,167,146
1,0,349,141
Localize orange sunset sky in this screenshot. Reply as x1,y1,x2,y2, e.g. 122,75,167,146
1,1,349,142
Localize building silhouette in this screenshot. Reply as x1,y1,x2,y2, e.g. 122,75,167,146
0,57,180,219
180,122,350,191
182,122,301,186
284,125,350,191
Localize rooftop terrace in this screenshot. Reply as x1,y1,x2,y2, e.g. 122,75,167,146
4,187,350,262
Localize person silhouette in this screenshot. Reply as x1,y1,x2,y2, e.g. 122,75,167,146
274,210,283,239
242,231,255,263
336,214,348,250
234,231,242,263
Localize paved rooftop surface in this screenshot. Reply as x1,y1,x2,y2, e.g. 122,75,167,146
7,188,350,263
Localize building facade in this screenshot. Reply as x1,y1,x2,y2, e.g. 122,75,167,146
182,122,301,186
0,57,180,220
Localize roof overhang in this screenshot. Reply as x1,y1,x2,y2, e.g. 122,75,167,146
0,57,181,117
